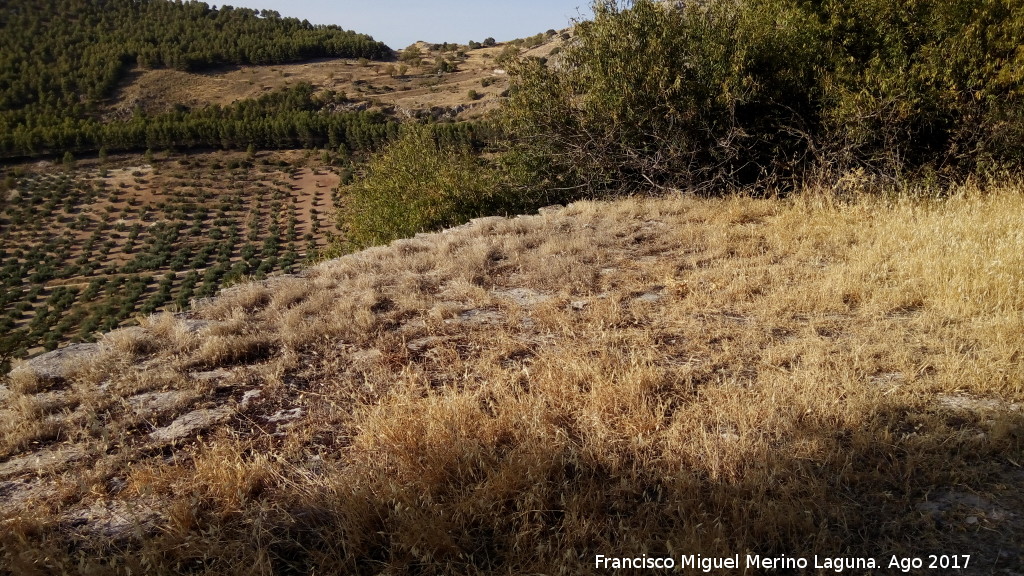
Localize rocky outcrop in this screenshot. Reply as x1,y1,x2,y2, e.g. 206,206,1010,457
8,343,101,392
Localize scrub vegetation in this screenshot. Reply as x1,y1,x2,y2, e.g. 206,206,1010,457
1,0,1023,574
2,186,1023,574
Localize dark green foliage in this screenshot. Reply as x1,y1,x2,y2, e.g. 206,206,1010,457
433,57,458,74
339,124,503,249
0,0,392,158
494,45,521,67
502,0,1024,196
806,0,1024,178
1,83,401,157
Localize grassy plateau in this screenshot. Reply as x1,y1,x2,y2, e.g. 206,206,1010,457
1,182,1021,574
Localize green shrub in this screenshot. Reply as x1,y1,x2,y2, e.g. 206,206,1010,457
808,0,1024,178
501,0,820,194
433,56,457,74
494,45,521,67
501,0,1024,195
338,124,503,249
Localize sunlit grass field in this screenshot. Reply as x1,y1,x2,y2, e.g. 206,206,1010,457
2,183,1022,574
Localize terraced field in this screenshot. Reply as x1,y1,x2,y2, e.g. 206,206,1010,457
0,150,342,368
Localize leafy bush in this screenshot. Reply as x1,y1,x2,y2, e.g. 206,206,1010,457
809,0,1024,178
500,0,1024,196
494,45,521,67
338,124,502,249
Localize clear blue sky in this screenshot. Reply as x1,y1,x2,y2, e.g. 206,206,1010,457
223,1,594,49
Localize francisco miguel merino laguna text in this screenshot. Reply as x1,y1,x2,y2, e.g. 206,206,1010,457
595,554,880,572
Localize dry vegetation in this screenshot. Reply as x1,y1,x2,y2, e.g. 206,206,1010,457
1,184,1023,574
110,37,564,123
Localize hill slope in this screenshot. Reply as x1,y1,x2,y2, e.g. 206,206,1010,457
2,188,1023,573
108,36,566,123
0,0,390,158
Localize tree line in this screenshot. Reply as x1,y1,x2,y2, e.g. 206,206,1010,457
0,0,392,158
0,81,492,158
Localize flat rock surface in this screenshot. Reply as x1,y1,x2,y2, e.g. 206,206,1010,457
8,343,101,385
148,407,233,444
447,308,504,325
267,407,304,423
189,368,234,382
240,389,262,410
0,445,87,479
127,390,191,418
938,394,1022,413
64,499,163,542
491,287,552,307
0,478,58,515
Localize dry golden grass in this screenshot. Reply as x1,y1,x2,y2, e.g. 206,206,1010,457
1,183,1023,574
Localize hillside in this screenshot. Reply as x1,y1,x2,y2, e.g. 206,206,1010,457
0,0,559,371
0,149,346,367
109,36,566,123
2,0,1024,572
0,0,567,158
2,186,1022,574
0,0,390,158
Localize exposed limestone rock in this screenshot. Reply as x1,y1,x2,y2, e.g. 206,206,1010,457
240,389,262,410
148,407,233,444
0,478,57,515
127,390,191,418
491,287,552,307
8,343,101,391
632,288,665,304
267,407,304,423
447,308,504,325
0,445,88,479
938,394,1022,413
181,319,212,334
189,368,234,383
64,499,162,543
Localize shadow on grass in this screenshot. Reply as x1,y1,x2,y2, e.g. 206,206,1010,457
2,399,1022,575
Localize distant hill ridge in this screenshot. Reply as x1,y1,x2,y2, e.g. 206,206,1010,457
0,0,391,157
